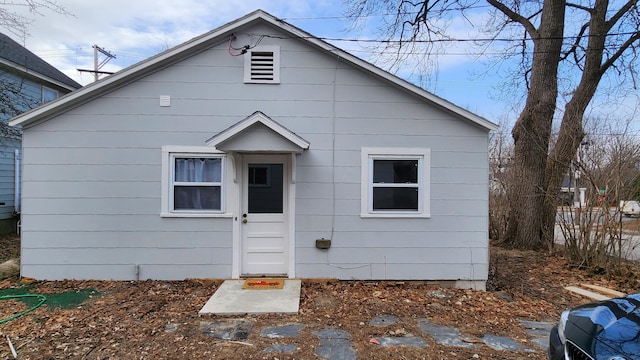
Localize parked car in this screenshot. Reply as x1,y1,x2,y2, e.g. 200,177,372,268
620,200,640,217
549,293,640,359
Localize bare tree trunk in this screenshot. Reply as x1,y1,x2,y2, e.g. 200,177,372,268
504,0,566,250
541,0,609,247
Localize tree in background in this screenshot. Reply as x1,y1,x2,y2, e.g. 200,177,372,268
346,0,640,250
488,122,514,242
557,117,640,272
0,1,69,138
0,0,66,40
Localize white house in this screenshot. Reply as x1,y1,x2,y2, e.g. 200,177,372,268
10,10,498,289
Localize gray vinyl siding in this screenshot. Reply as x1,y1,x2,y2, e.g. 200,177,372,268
20,23,490,282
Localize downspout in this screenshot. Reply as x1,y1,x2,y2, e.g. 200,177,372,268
14,149,20,214
15,149,21,235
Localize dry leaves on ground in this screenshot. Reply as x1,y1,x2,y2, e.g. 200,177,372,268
0,236,638,359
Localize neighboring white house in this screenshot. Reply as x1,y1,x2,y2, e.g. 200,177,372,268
10,10,498,289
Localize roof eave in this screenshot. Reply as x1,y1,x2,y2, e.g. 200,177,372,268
10,9,498,132
0,58,79,92
10,11,267,128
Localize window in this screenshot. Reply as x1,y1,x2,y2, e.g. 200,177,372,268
248,165,270,187
42,86,58,103
244,46,280,84
361,147,431,218
161,146,229,217
173,157,222,210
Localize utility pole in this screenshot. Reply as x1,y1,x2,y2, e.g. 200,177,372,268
77,45,116,82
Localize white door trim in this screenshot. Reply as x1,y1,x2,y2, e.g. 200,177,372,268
287,154,296,278
230,153,296,278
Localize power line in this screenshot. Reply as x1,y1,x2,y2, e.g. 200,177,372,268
278,5,498,21
259,31,640,45
23,20,638,73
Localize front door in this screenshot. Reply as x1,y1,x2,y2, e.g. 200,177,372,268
241,155,289,275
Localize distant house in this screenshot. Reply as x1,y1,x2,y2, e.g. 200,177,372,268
10,10,498,289
0,33,81,233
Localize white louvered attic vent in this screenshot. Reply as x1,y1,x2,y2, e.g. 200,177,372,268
244,46,280,84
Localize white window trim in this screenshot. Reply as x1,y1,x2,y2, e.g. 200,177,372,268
243,45,280,84
360,147,431,218
161,145,232,218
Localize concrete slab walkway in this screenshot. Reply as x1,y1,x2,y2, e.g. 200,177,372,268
198,279,301,315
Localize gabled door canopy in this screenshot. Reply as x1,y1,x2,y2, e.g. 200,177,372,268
206,111,310,153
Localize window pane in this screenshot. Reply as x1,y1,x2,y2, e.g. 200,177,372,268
373,160,418,184
248,164,283,213
174,186,221,210
42,87,58,103
175,158,221,182
373,187,419,211
249,166,269,186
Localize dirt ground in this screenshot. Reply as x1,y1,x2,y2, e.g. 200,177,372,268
1,234,638,359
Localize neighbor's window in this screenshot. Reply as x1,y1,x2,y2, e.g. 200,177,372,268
361,147,431,218
161,146,228,217
41,86,58,103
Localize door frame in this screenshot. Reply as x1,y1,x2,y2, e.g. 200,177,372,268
230,152,297,278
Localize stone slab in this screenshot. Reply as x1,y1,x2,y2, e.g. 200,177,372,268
481,334,532,352
520,320,553,352
530,336,549,351
376,336,428,347
200,319,254,340
520,320,554,337
315,339,356,360
313,329,351,340
261,324,304,338
418,319,475,348
313,329,356,360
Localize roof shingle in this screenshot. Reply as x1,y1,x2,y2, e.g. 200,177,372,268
0,32,81,90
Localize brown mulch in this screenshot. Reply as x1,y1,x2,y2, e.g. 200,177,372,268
0,235,638,359
0,234,19,262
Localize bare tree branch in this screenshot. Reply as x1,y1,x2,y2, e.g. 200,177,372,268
566,2,594,13
486,0,539,38
605,0,638,32
601,31,640,76
0,0,68,40
559,19,590,69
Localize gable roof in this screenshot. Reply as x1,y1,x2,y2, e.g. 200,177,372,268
9,10,498,131
207,111,310,153
0,32,81,90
